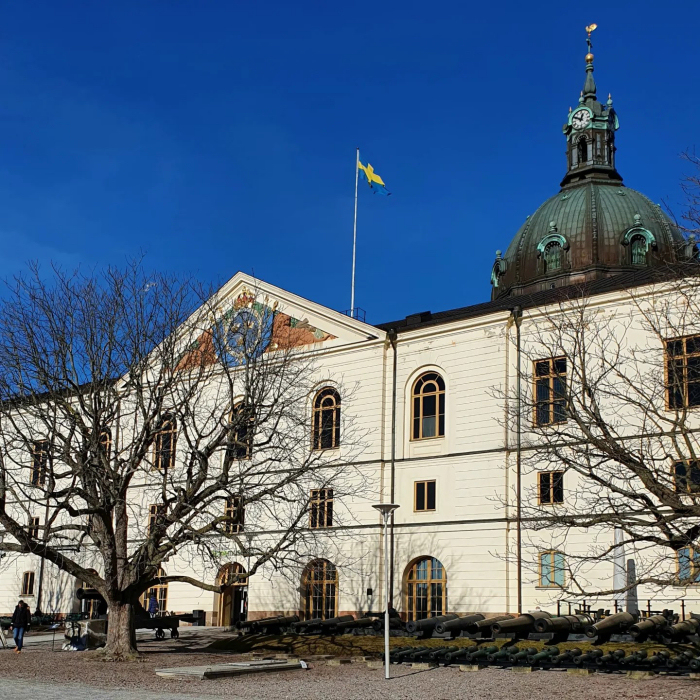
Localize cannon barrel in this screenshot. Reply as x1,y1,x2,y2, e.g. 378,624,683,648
397,646,428,661
533,614,591,634
666,651,694,669
659,617,700,643
647,651,670,667
254,614,300,628
335,617,375,630
389,646,413,663
528,647,559,664
317,614,355,628
444,646,475,662
508,647,537,663
689,657,700,671
584,611,636,638
596,649,625,666
435,613,485,635
552,648,582,664
628,614,668,640
429,647,454,661
487,647,513,662
573,649,603,665
466,645,498,661
619,649,647,666
292,617,323,629
464,614,514,634
409,647,438,661
492,612,551,635
405,613,459,635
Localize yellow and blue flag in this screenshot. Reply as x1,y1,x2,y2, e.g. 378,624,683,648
358,155,390,196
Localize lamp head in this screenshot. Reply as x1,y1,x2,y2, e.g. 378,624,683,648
372,503,400,517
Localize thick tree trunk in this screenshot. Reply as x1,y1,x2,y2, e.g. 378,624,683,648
105,599,138,658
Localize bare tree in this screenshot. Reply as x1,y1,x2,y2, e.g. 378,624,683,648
680,150,700,237
500,271,700,600
0,261,366,657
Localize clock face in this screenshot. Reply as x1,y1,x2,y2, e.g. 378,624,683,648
571,109,591,129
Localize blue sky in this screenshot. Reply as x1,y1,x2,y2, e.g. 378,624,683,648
1,1,698,324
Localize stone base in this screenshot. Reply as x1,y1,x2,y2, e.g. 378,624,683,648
410,662,437,670
567,668,594,676
327,658,352,666
626,671,656,679
689,673,700,680
460,664,486,672
366,660,385,669
511,666,534,673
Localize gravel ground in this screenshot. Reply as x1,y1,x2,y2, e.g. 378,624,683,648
0,644,697,700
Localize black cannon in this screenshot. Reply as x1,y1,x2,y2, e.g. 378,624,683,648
658,617,700,644
552,647,582,664
533,614,591,634
584,611,636,640
619,649,647,666
428,646,454,662
335,616,382,633
394,646,429,663
508,646,537,664
434,613,485,636
406,613,459,637
492,612,551,638
528,646,559,665
487,647,514,662
464,614,514,636
244,614,299,633
291,614,354,633
666,651,694,669
647,650,671,667
389,646,414,663
628,614,668,641
443,646,476,664
573,649,604,665
465,645,498,662
596,649,626,666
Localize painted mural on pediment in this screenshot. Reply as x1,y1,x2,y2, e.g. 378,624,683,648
175,287,336,370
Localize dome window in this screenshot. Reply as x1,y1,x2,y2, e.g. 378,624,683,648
621,218,656,265
630,235,648,266
544,242,562,272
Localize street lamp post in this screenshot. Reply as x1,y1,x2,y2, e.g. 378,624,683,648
372,502,399,680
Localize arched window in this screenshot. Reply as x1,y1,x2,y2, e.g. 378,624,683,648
630,234,648,265
543,242,562,272
227,404,253,460
411,372,445,440
577,137,587,165
217,562,248,626
154,415,177,471
142,567,168,613
312,388,341,450
302,559,337,620
405,557,446,621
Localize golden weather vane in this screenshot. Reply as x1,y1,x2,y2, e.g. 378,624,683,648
585,23,597,63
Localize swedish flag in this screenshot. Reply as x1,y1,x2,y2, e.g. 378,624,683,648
358,155,390,196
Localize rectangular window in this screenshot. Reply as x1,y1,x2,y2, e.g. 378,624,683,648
539,550,565,587
224,496,245,534
677,547,700,584
538,471,564,504
666,335,700,409
674,461,700,494
534,358,567,426
28,516,40,539
21,571,35,596
147,504,166,535
154,420,177,471
309,488,333,528
414,480,436,512
30,439,49,486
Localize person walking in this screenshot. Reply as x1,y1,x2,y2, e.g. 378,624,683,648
10,600,31,653
148,592,158,618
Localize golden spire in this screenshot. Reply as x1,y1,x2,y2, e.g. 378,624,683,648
585,23,597,63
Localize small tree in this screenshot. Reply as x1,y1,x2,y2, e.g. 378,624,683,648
0,261,365,657
504,271,700,599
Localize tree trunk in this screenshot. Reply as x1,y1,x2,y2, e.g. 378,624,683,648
105,599,138,658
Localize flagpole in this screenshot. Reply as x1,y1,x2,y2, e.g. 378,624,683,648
350,147,359,316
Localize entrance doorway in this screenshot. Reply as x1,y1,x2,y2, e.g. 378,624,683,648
217,563,248,627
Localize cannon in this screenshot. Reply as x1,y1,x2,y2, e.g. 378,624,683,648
389,646,414,663
291,617,323,631
291,614,354,633
434,613,485,636
335,617,381,632
573,649,604,665
508,646,537,664
492,612,551,638
533,614,592,634
659,617,700,644
647,650,671,667
245,614,299,633
666,651,694,669
596,649,625,666
443,646,476,664
429,647,454,662
406,613,459,636
628,614,668,641
487,647,514,662
461,614,513,636
465,645,498,662
528,646,559,665
552,647,582,664
619,649,647,666
689,656,700,671
584,611,636,640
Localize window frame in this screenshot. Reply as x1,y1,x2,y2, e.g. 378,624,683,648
538,471,564,505
147,503,167,536
665,335,700,410
533,357,567,427
141,567,168,612
30,439,50,487
410,372,446,441
302,559,338,620
309,488,334,529
676,547,700,585
153,414,177,472
538,550,565,588
227,404,254,461
404,556,447,622
224,495,245,534
311,388,341,451
414,480,437,512
673,461,700,494
28,516,40,539
21,571,35,596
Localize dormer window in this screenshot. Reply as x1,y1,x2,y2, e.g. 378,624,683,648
621,219,656,266
630,234,647,266
544,242,562,272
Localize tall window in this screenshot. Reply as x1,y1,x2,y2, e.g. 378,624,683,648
538,471,564,504
674,461,700,494
630,235,648,265
577,137,587,165
142,567,168,612
666,335,700,409
414,480,436,512
312,388,341,450
154,415,177,471
534,358,567,426
30,439,49,486
539,551,565,587
543,241,562,272
302,559,337,620
227,404,253,460
21,571,35,596
28,516,40,539
309,488,333,528
405,557,446,621
677,547,700,584
411,372,445,440
224,496,245,534
147,504,167,535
